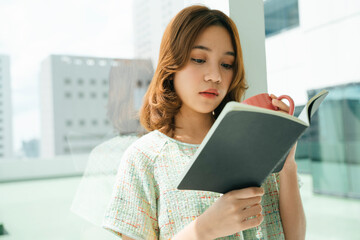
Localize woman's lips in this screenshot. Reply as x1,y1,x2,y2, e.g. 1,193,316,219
199,88,219,97
199,89,219,99
200,92,217,99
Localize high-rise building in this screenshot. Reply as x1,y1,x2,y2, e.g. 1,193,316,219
40,55,153,158
133,0,229,67
0,55,13,159
133,0,183,67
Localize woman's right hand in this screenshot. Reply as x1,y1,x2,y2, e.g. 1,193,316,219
196,187,265,239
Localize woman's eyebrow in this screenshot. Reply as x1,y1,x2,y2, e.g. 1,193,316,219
192,45,235,56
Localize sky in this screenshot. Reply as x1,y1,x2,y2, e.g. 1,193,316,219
0,0,134,152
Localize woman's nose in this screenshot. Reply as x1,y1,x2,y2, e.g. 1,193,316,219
204,65,221,83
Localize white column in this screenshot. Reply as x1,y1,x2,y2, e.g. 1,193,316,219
229,0,268,99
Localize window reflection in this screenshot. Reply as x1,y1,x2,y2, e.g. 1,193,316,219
295,83,360,198
264,0,299,36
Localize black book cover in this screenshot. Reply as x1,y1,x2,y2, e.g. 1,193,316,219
176,90,329,194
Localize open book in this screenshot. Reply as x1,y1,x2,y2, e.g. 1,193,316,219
176,90,329,194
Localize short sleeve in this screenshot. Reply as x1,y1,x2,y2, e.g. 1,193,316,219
102,146,159,239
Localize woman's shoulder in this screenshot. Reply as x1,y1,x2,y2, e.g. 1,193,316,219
108,131,172,172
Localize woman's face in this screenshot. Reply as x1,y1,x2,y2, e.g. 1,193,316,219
174,25,235,116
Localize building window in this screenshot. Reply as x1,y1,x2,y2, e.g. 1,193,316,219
78,78,84,85
64,78,71,85
64,147,71,153
99,60,107,66
66,120,72,127
90,92,97,98
74,59,83,65
102,79,108,86
90,78,96,85
103,92,108,98
86,59,95,66
92,119,98,126
136,80,143,88
61,56,71,64
78,92,84,98
79,119,85,126
65,92,72,98
264,0,299,37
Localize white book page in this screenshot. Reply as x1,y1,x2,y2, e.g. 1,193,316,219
298,106,309,125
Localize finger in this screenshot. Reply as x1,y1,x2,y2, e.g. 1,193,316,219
239,196,263,210
229,187,264,199
242,204,262,220
241,214,264,230
272,99,290,112
269,94,277,99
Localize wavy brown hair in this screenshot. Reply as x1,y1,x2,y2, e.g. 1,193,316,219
139,5,247,135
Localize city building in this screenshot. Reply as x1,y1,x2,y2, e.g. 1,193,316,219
0,55,13,159
40,55,152,158
133,0,229,67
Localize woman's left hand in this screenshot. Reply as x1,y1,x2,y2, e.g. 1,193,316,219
270,94,298,173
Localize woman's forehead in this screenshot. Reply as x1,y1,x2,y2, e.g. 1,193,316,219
192,26,234,53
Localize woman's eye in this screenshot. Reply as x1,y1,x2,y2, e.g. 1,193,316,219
191,58,205,64
222,63,233,69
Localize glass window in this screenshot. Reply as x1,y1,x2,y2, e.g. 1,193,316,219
66,120,72,127
90,78,96,85
64,78,71,85
264,0,299,36
79,119,85,126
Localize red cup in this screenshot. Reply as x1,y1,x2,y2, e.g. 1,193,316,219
242,93,294,115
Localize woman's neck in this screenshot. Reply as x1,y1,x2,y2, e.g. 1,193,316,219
172,109,214,145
